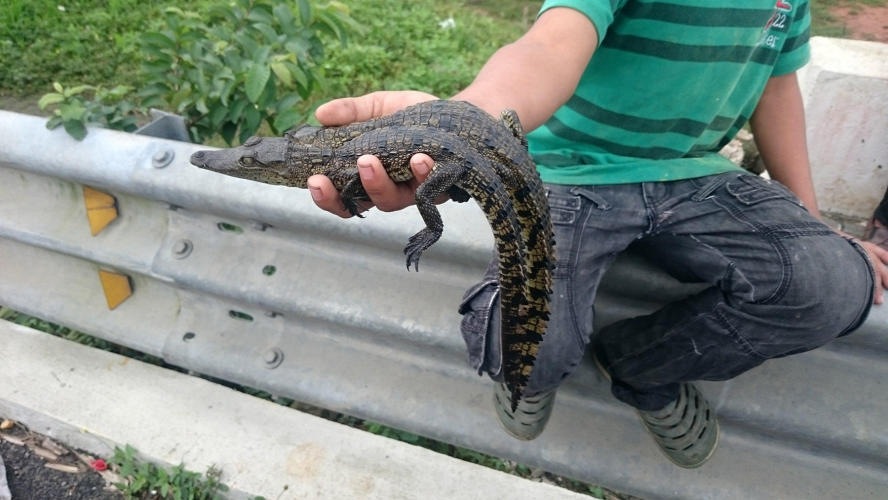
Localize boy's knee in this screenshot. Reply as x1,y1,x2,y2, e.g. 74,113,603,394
753,236,874,355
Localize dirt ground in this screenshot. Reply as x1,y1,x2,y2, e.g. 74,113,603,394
0,420,121,500
830,3,888,42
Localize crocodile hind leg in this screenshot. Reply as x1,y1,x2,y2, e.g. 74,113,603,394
404,161,466,271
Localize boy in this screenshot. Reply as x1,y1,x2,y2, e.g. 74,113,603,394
306,1,886,467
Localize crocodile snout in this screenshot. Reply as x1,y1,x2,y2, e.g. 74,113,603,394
190,150,208,167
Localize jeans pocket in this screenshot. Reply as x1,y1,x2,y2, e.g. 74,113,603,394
458,279,503,379
725,174,804,207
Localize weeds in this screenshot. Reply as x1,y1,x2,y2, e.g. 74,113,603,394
111,444,229,500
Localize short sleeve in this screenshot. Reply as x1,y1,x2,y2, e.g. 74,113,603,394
773,0,811,76
539,0,628,45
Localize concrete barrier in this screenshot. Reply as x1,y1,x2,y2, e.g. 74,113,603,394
799,37,888,220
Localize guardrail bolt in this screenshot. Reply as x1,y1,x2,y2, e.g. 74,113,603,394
264,347,284,369
152,149,174,169
171,239,193,259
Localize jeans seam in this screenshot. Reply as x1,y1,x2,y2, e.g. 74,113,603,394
840,238,876,336
565,202,594,351
711,197,793,304
549,186,587,353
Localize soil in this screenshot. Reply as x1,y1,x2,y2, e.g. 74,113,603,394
829,3,888,42
0,96,43,117
0,421,122,500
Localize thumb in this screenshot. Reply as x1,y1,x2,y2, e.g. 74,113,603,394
315,91,439,126
315,96,368,126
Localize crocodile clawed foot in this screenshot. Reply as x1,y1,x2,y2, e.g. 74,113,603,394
343,199,365,218
403,228,438,272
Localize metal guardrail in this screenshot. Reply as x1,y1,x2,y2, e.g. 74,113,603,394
0,110,886,499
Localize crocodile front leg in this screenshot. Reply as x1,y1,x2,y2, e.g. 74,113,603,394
339,175,369,217
404,161,466,271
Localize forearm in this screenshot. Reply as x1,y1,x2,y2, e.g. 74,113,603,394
452,8,598,130
749,72,820,218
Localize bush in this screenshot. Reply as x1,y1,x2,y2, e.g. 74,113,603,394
138,0,360,144
38,83,139,140
40,0,360,144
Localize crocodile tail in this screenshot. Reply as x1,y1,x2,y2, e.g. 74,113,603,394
500,109,529,150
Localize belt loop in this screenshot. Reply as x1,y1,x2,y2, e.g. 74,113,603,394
691,175,730,202
572,187,612,211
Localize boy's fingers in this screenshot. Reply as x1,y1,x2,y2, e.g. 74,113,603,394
358,155,415,212
410,153,435,183
306,174,354,218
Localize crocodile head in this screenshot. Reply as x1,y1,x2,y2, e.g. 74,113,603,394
190,136,294,185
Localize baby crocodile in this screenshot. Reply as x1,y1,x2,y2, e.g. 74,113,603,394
189,100,554,410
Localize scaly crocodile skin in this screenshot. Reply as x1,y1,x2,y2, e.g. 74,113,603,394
190,100,554,410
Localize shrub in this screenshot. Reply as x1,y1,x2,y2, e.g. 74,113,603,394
38,83,139,140
40,0,360,143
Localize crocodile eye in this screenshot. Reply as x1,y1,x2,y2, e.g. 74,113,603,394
239,156,256,167
243,136,262,147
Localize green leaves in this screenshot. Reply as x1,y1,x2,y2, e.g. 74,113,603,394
38,92,65,109
42,1,359,144
245,63,270,103
270,62,292,87
110,444,229,499
131,1,358,144
39,82,139,140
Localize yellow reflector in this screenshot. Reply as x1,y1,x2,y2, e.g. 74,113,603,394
98,270,132,310
83,186,118,236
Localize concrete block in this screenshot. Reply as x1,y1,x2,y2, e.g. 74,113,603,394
0,320,588,500
798,37,888,219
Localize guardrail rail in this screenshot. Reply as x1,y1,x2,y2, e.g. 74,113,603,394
0,110,886,499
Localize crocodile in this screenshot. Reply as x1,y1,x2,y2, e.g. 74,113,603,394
287,100,553,314
189,100,554,410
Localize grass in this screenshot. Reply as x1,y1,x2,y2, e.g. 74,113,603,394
0,0,878,105
1,0,877,100
111,444,231,500
1,0,167,96
306,0,528,104
0,0,526,103
809,0,888,38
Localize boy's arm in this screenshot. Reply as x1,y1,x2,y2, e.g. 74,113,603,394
451,7,599,130
749,72,820,217
308,7,599,217
751,72,888,303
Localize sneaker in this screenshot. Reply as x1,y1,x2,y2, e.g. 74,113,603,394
594,349,719,468
492,381,556,441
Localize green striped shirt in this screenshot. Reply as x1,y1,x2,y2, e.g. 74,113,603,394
530,0,811,185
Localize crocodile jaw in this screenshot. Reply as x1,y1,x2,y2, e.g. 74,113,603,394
190,137,292,185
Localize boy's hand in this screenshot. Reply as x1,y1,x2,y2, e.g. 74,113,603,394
857,240,888,305
307,91,438,218
836,229,888,305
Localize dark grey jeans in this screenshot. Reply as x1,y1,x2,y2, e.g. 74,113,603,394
459,172,875,411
